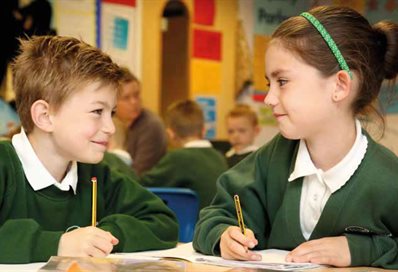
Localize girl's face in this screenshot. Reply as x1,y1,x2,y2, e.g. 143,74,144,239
226,116,258,152
264,40,337,140
50,82,117,164
116,80,142,126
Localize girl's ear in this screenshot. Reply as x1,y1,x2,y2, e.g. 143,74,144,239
30,100,53,132
332,70,352,102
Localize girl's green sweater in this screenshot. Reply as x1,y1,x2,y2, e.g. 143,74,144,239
193,133,398,269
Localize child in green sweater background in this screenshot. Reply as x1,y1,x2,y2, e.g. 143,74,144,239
193,6,398,269
225,104,259,168
140,100,228,209
0,35,178,264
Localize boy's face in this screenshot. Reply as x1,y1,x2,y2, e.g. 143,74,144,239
227,116,258,152
116,80,142,126
49,82,117,163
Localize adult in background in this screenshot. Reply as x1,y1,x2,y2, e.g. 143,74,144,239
112,67,167,175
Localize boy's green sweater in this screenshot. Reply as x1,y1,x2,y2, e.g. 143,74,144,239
140,147,228,209
0,141,178,264
193,133,398,269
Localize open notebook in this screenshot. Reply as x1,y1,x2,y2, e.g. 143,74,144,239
111,242,321,271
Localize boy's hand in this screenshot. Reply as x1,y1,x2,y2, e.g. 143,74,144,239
286,236,351,267
58,226,119,257
220,226,261,261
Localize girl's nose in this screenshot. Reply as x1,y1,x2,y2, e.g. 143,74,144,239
263,89,278,107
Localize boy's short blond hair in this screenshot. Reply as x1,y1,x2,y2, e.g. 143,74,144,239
12,36,122,134
165,100,204,138
226,104,258,127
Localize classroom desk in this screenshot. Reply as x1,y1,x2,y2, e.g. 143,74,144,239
0,261,396,271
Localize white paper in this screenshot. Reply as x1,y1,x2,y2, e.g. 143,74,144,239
111,243,321,271
0,262,45,272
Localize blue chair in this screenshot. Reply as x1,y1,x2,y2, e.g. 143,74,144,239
147,187,199,243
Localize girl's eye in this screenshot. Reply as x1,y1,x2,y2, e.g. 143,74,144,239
278,79,288,86
111,110,116,117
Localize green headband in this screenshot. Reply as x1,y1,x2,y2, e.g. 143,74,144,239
300,12,353,79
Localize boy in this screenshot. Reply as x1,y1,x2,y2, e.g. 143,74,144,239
140,100,228,209
0,36,178,264
225,104,259,167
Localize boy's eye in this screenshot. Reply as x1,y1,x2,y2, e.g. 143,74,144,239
92,109,103,115
111,109,116,117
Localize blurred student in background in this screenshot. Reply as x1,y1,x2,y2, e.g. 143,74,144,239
225,104,259,167
110,67,167,174
140,100,228,209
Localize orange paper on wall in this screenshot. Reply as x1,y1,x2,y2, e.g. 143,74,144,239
191,59,221,94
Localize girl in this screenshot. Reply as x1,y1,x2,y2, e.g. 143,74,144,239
193,6,398,268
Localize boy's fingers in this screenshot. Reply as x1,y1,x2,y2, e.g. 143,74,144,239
87,245,108,257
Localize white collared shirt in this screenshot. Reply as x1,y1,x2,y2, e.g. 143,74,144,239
288,120,368,239
12,129,78,194
184,139,212,148
225,144,258,158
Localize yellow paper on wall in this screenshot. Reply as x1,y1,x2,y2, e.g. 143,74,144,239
191,59,221,95
253,35,271,91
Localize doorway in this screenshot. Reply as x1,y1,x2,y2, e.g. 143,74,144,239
160,0,189,118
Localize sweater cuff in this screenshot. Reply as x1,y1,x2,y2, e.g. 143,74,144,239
33,231,63,262
346,233,373,266
98,222,123,251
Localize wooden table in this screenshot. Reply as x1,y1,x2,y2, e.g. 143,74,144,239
0,260,396,271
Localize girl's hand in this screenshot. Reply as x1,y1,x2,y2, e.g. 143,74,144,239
58,226,119,257
220,226,261,261
286,236,351,267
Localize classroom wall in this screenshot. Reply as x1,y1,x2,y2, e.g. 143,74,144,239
140,0,237,140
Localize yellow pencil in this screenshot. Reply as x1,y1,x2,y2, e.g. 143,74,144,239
234,194,246,235
91,177,97,227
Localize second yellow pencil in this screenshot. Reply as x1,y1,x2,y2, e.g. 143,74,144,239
233,194,246,235
91,177,97,227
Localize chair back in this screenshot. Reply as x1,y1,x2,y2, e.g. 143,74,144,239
147,187,199,242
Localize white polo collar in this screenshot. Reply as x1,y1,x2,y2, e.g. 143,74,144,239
225,144,258,157
184,139,212,148
12,129,78,194
288,120,368,193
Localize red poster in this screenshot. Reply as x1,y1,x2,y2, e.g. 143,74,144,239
102,0,136,7
194,0,215,25
193,29,221,61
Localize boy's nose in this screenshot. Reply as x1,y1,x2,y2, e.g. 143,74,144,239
104,117,116,135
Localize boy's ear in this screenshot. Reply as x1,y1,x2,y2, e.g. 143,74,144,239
254,125,261,136
30,100,53,132
201,127,206,139
166,128,176,141
332,70,352,102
